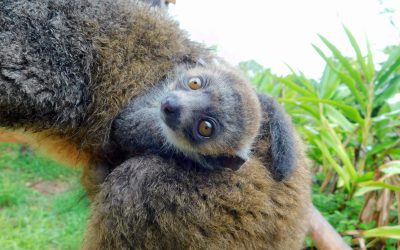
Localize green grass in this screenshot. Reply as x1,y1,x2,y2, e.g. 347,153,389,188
0,142,89,250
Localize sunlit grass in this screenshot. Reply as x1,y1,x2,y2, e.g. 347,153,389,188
0,142,89,250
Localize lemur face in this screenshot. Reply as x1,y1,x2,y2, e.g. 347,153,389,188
159,65,262,170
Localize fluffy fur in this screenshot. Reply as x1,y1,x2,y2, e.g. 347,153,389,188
0,0,210,164
0,0,213,195
83,142,311,249
109,64,262,171
253,94,297,181
0,0,299,191
83,91,311,249
0,0,312,248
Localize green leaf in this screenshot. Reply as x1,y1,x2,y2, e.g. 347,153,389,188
356,171,375,182
358,181,400,192
366,39,375,80
320,117,358,179
278,77,315,97
313,45,367,108
285,66,316,94
363,226,400,240
314,138,351,190
320,68,340,99
379,161,400,175
324,101,364,125
372,109,400,122
376,52,400,88
376,120,400,131
343,26,371,82
318,34,368,94
279,99,320,119
294,96,364,125
366,139,399,158
378,49,399,78
355,186,383,196
324,105,355,132
374,75,400,108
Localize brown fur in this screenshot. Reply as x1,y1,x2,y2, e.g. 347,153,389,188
0,129,90,167
0,0,212,190
81,88,312,249
1,1,312,248
83,138,311,250
83,4,211,152
83,82,310,249
1,0,214,198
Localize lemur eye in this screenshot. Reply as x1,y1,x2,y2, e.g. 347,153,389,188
188,77,202,90
198,120,213,137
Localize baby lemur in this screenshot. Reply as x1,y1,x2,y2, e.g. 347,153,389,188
109,64,262,172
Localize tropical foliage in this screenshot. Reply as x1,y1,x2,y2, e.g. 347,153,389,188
240,27,400,249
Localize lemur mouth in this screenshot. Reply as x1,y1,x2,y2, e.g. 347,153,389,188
201,155,246,171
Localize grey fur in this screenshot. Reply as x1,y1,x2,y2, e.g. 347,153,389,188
110,65,262,170
254,94,296,181
144,0,169,7
0,0,93,130
0,0,296,184
110,90,297,180
0,0,309,248
0,0,210,150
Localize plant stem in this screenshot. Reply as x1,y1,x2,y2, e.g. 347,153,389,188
358,80,374,174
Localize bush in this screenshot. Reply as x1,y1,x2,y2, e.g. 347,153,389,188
240,27,400,249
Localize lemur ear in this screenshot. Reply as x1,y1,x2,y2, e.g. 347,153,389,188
202,155,246,171
256,94,296,181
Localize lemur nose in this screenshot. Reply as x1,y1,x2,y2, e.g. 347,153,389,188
161,95,181,129
161,96,180,114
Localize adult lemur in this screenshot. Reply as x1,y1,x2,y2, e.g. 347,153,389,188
0,0,311,248
0,0,299,194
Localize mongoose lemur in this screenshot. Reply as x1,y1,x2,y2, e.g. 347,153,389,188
0,0,298,194
0,0,312,248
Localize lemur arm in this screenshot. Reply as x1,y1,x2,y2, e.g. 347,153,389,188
82,90,166,198
107,90,165,165
253,93,296,181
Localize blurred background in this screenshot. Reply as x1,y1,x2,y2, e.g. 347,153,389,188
170,0,400,79
0,1,399,249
